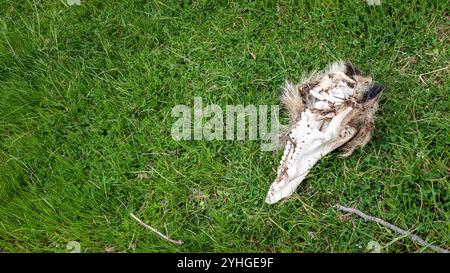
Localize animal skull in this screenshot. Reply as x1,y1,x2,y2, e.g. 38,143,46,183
266,61,384,204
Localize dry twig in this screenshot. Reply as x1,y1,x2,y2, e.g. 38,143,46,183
333,203,449,253
418,64,449,85
130,213,183,245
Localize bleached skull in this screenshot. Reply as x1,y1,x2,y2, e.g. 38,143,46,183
266,61,384,204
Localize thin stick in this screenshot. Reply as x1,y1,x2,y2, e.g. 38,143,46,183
418,65,449,76
418,64,449,85
333,203,448,253
130,213,183,245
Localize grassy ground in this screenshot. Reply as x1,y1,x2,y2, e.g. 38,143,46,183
0,0,449,253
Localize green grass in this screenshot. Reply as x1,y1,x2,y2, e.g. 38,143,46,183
0,0,449,253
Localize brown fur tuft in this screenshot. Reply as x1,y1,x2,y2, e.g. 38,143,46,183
280,81,305,123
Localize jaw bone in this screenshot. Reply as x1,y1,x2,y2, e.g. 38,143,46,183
266,60,384,204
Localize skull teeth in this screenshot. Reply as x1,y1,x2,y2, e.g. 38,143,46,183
267,61,369,204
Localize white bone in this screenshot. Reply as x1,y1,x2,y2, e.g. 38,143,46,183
322,92,344,103
310,89,327,101
314,101,331,111
266,107,356,204
335,71,356,84
317,76,333,90
342,86,354,98
329,88,345,99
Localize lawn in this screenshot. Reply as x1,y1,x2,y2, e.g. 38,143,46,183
0,0,448,253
